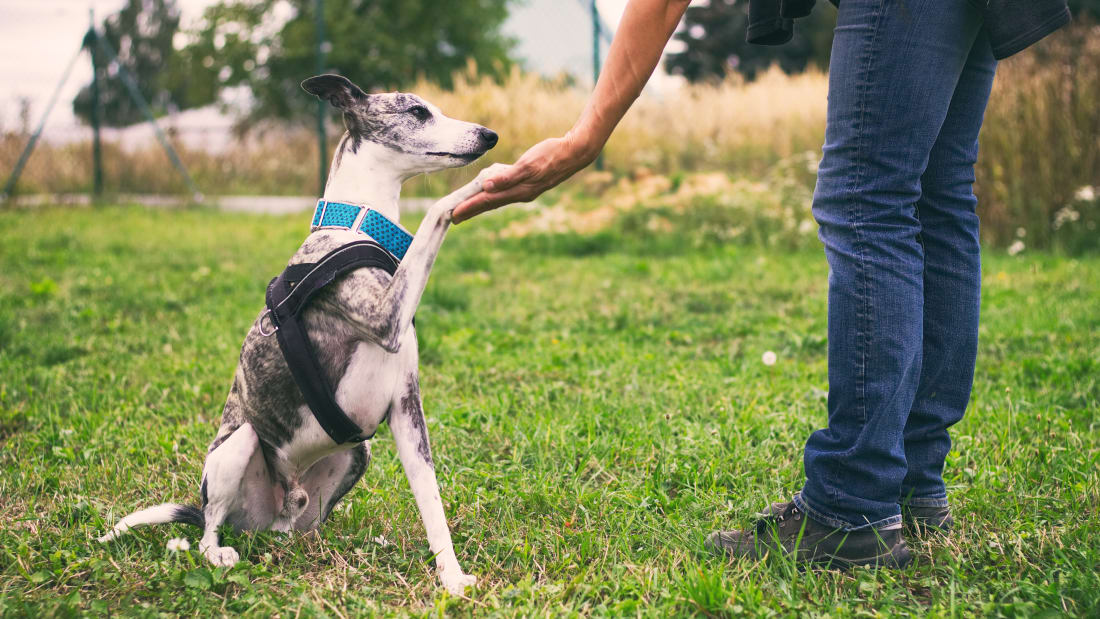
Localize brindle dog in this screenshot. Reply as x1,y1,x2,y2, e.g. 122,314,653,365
99,74,503,595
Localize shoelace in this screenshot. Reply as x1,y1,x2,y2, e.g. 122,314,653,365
756,504,801,533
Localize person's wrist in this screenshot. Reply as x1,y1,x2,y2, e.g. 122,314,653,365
563,128,602,168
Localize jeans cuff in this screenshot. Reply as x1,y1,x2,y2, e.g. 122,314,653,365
900,495,950,508
793,492,903,532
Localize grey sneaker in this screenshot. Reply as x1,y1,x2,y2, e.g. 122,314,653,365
705,501,912,569
902,504,953,536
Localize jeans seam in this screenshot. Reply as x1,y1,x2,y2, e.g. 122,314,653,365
826,0,887,504
851,0,888,430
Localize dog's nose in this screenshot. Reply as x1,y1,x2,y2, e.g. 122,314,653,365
477,127,498,149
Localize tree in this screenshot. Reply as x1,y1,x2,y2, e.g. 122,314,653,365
73,0,215,127
665,0,836,82
668,0,1096,84
182,0,516,126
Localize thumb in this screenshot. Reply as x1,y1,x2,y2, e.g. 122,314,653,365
482,163,530,193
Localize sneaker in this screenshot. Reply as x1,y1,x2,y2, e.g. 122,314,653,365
902,504,953,536
705,500,912,569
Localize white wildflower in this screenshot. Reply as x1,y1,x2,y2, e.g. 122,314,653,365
1053,206,1080,230
1015,227,1027,238
166,537,190,552
1075,186,1095,202
372,535,391,548
762,351,777,366
1007,240,1025,256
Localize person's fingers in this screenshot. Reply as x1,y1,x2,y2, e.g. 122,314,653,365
452,184,535,223
452,191,500,223
452,190,521,223
481,162,532,193
451,193,491,223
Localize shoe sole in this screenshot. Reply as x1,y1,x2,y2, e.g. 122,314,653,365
811,542,912,570
706,536,914,570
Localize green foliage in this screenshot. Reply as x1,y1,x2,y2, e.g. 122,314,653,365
0,205,1098,615
666,0,836,81
181,0,516,125
667,1,1097,82
72,0,214,127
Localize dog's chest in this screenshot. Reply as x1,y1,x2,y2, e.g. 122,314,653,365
334,335,414,422
256,229,419,473
273,329,416,474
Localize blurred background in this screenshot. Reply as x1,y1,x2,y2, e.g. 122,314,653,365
1,0,1098,252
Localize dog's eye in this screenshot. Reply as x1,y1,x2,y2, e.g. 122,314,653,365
407,105,431,121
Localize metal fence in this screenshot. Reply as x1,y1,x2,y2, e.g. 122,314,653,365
1,0,613,208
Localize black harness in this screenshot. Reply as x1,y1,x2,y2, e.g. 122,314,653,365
262,240,400,444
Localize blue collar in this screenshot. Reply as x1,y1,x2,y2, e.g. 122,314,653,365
311,200,413,260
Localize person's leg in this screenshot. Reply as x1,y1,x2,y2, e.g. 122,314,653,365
707,0,993,565
794,0,988,531
900,29,997,527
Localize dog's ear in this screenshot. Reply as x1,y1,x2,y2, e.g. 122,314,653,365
301,74,367,110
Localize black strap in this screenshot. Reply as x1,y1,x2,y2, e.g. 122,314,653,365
264,241,399,444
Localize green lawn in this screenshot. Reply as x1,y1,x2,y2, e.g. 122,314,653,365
1,205,1097,616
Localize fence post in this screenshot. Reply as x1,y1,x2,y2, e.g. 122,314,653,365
591,0,604,171
1,43,85,201
94,34,202,201
315,0,328,193
89,10,104,199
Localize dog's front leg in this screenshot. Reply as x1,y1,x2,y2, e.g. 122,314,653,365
389,373,475,595
332,166,504,352
373,174,489,349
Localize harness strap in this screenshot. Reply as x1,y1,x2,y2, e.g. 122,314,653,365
264,240,400,444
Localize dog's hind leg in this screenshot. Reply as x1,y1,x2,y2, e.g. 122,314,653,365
293,442,371,530
198,422,272,567
390,372,476,595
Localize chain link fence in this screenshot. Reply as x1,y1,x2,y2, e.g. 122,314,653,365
1,99,334,202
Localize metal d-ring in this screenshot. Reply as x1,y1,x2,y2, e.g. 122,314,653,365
257,309,279,336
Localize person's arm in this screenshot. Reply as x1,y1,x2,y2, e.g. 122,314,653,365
452,0,691,222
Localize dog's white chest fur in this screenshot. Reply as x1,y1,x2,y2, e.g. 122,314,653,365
335,335,415,425
273,332,416,474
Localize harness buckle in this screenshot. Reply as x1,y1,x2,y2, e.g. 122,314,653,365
257,309,279,336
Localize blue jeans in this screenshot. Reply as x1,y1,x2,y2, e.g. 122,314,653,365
795,0,997,531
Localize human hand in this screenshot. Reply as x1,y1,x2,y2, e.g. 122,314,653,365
452,0,691,223
451,134,595,223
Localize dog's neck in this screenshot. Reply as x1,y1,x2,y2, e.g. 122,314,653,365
321,135,413,222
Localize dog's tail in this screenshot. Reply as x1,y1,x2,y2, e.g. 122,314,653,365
97,503,205,543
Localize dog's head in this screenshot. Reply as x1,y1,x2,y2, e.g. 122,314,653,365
302,74,497,176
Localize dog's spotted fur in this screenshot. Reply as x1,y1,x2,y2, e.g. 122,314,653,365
99,74,501,595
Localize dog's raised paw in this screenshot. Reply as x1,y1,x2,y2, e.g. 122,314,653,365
442,572,477,596
475,163,510,186
204,546,240,567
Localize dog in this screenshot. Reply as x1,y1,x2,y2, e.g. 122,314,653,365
98,74,502,595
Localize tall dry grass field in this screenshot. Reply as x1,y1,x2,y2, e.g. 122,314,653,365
2,26,1097,249
404,63,828,185
976,24,1100,250
0,129,324,197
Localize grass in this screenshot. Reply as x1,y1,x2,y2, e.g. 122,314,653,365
0,204,1098,616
